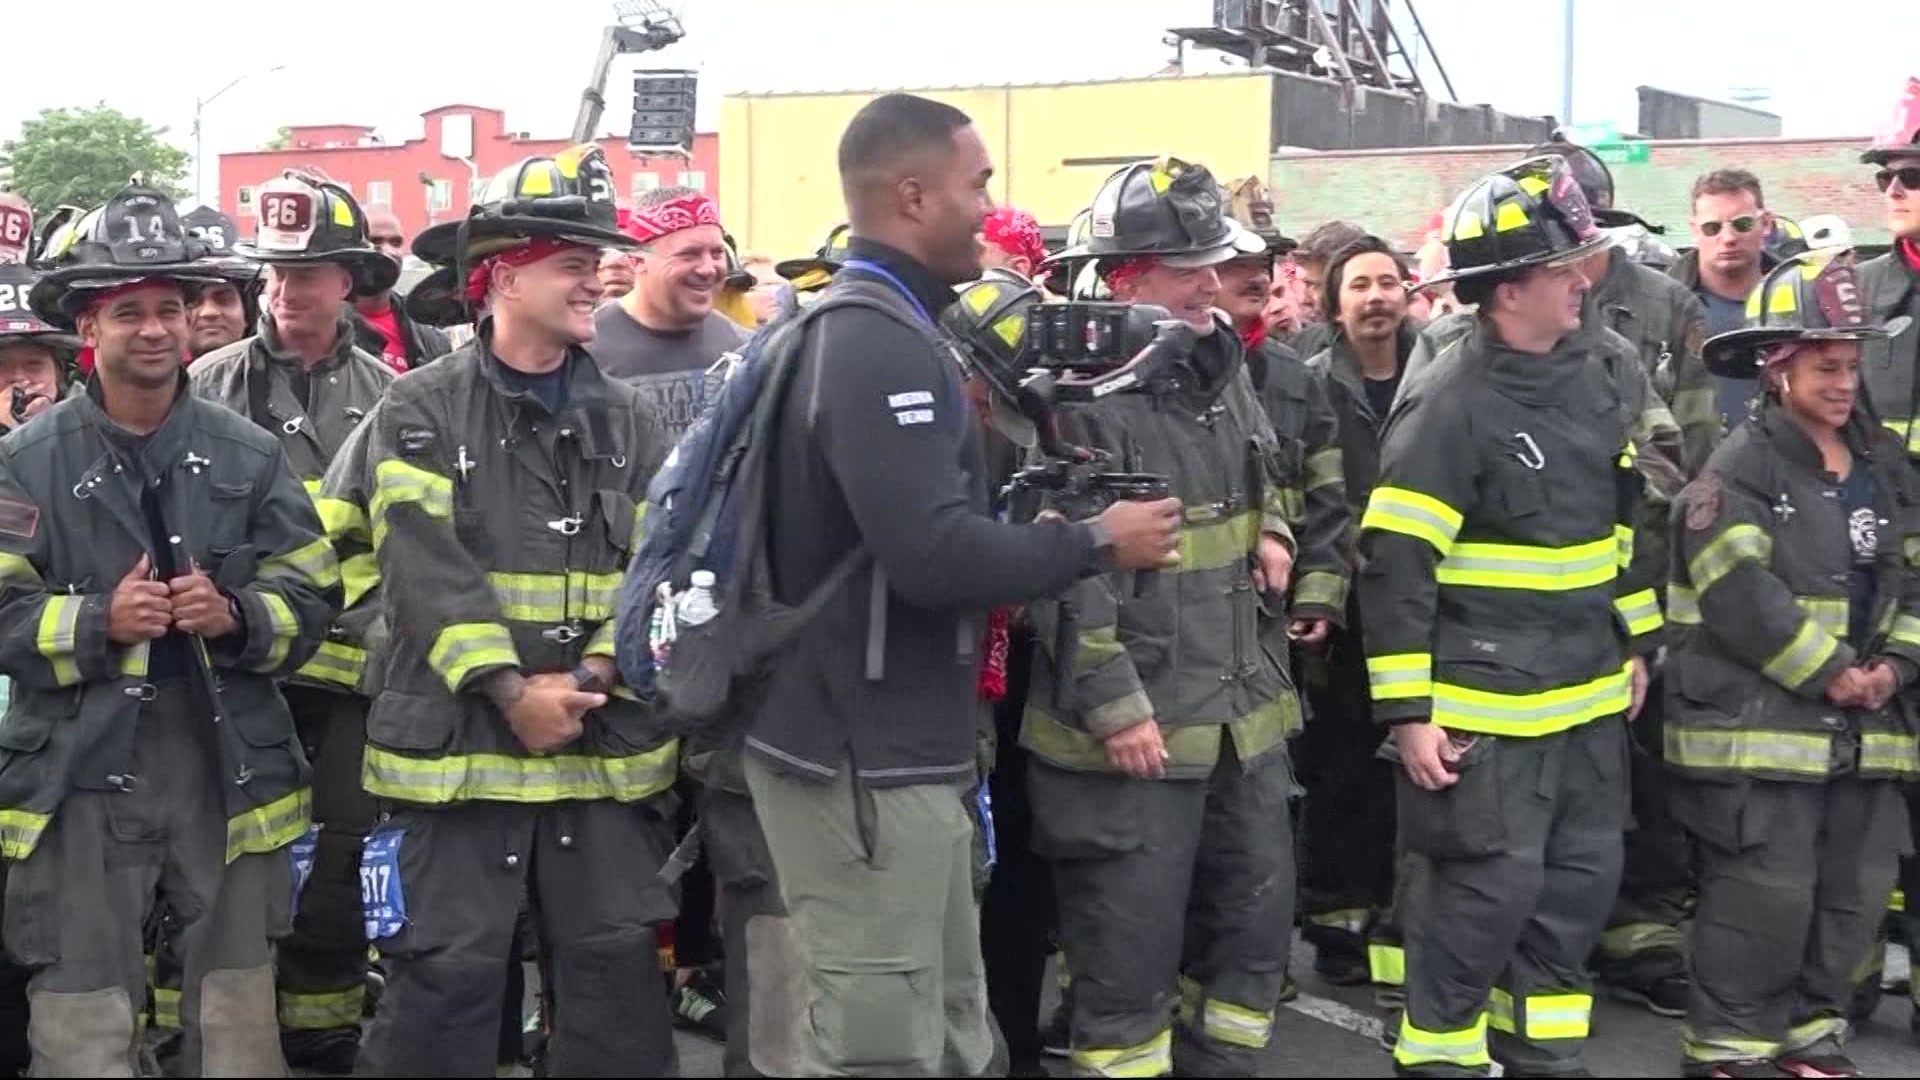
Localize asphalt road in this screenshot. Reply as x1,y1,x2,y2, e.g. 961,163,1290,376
656,939,1920,1078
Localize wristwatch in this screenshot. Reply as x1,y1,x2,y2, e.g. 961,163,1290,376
570,664,609,695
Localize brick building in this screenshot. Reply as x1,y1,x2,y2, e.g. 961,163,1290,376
217,104,719,242
1269,135,1894,249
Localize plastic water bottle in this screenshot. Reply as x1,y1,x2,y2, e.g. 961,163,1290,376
676,571,719,628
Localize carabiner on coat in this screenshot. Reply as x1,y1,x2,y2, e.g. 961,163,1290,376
1511,432,1547,471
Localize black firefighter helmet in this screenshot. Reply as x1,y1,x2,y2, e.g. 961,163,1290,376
943,273,1046,447
1047,157,1266,269
1861,77,1920,165
181,204,260,286
27,180,219,330
0,263,81,361
1701,248,1911,377
775,223,853,294
1419,155,1612,292
234,170,398,296
1525,137,1663,233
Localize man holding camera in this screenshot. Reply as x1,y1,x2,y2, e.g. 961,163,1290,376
1020,156,1302,1078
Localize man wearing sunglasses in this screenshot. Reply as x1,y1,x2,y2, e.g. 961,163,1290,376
1670,169,1776,428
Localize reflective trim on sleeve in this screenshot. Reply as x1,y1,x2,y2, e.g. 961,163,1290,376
340,553,380,609
1075,625,1127,668
1367,653,1432,702
1890,614,1920,652
370,459,454,549
1667,584,1701,626
1306,447,1343,493
1291,570,1348,612
1435,536,1616,591
426,622,520,693
1361,486,1464,555
1795,596,1850,640
35,593,84,686
316,495,366,539
1884,418,1920,457
1688,523,1773,594
0,552,42,587
294,640,366,690
1670,388,1719,432
0,808,50,860
255,592,300,672
263,536,342,592
1178,509,1262,574
583,619,617,660
1614,588,1664,637
1615,523,1634,570
1760,617,1841,691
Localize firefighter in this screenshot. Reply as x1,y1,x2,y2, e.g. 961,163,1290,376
1530,136,1715,1020
0,180,339,1076
1665,248,1918,1079
1025,156,1301,1078
1856,74,1920,1039
1300,235,1419,1005
180,206,262,361
318,144,680,1076
188,169,396,1072
1363,157,1663,1077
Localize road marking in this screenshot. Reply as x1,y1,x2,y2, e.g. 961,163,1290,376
1286,992,1385,1044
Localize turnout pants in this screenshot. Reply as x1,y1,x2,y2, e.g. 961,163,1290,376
1672,777,1906,1066
1031,742,1296,1079
276,686,376,1052
1298,624,1399,984
1595,689,1692,993
743,754,993,1078
1393,717,1628,1078
356,796,680,1077
2,681,290,1077
700,781,804,1077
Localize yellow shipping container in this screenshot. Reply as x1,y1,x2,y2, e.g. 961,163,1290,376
721,74,1274,263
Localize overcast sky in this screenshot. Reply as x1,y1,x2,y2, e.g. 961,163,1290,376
5,0,1911,206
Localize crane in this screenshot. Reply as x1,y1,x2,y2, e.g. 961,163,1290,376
571,0,687,145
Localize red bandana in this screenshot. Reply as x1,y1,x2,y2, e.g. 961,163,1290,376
1900,237,1920,275
982,207,1046,267
624,193,721,244
977,607,1011,702
1239,317,1267,352
464,237,586,305
1102,256,1156,293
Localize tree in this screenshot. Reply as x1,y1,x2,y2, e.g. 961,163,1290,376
262,126,293,152
0,103,189,211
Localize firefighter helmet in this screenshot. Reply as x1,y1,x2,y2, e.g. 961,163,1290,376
0,263,80,359
1861,77,1920,166
233,170,397,295
0,192,31,266
942,274,1045,447
402,265,465,329
180,205,260,286
1765,215,1809,259
1420,155,1611,291
1047,157,1265,268
27,180,219,329
1222,175,1293,256
412,145,636,267
1701,248,1911,376
775,223,853,293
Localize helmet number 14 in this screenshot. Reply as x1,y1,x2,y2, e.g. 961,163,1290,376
122,214,169,244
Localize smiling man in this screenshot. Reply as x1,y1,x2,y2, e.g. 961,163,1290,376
591,185,748,440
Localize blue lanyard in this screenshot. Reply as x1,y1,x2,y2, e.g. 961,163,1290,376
842,258,934,327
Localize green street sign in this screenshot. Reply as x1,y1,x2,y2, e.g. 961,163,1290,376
1588,140,1651,166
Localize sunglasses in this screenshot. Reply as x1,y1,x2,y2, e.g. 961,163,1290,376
1875,166,1920,193
1697,215,1761,238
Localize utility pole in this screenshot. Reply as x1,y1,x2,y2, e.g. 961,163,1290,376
193,66,286,208
1560,0,1576,126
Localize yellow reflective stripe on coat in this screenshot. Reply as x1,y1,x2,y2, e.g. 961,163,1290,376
1362,486,1463,555
295,640,366,689
1614,523,1634,569
278,986,366,1030
1760,617,1840,690
339,552,380,608
1200,996,1273,1049
1076,625,1126,668
255,592,300,672
362,739,680,804
1292,569,1347,611
225,787,312,863
487,570,625,624
1520,992,1593,1040
316,494,366,539
1071,1027,1172,1078
1689,523,1772,594
1432,663,1630,738
152,985,182,1030
0,808,50,860
1907,535,1920,569
36,593,84,686
1665,727,1832,777
427,622,519,693
1022,699,1297,772
584,619,617,660
1368,653,1431,702
370,459,454,549
1177,508,1260,573
1306,447,1343,492
1861,732,1920,775
1670,388,1718,431
1435,536,1616,591
1884,418,1920,456
263,536,341,591
0,552,41,587
1667,584,1701,626
1793,597,1850,639
1614,588,1663,637
1393,1013,1489,1069
1891,614,1920,651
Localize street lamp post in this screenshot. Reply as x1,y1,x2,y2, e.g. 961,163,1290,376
193,65,287,208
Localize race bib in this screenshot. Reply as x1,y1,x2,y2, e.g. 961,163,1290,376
360,826,408,940
289,823,320,918
974,785,997,871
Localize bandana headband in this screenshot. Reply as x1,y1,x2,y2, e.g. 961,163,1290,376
624,193,722,245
